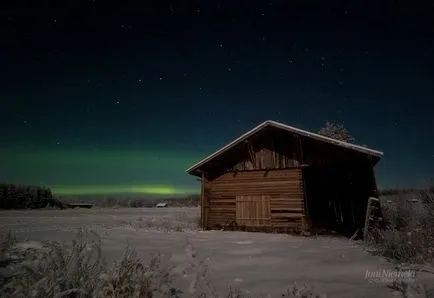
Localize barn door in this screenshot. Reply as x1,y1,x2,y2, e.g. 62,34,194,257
236,195,271,227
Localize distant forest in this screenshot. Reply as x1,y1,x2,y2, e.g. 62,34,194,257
1,182,432,209
0,183,200,209
0,183,65,209
378,187,434,196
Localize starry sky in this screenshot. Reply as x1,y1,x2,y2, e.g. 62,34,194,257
1,1,434,196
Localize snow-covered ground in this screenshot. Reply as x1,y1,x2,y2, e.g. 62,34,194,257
1,207,432,297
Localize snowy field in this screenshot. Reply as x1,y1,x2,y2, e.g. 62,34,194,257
1,207,432,297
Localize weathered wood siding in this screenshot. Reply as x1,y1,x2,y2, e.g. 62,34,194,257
236,195,271,227
206,130,372,175
204,169,305,232
231,147,301,170
196,127,380,237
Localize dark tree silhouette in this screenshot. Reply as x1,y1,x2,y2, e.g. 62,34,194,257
318,121,356,143
0,183,64,209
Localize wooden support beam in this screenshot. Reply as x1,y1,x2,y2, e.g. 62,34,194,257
200,171,207,229
298,136,310,232
367,155,379,196
363,197,379,240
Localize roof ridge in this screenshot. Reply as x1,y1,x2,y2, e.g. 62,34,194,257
186,120,383,174
264,120,383,156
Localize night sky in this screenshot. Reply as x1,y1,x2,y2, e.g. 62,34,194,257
1,1,434,196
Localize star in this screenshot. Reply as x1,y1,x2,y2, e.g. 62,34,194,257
228,68,232,72
138,79,142,83
218,43,224,48
115,99,120,104
159,76,163,81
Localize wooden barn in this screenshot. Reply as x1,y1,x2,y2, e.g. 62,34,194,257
186,120,384,238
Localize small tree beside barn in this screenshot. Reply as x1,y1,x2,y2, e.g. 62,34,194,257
318,121,356,143
186,120,383,238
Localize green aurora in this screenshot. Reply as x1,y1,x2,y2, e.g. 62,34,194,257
0,148,202,196
53,185,197,196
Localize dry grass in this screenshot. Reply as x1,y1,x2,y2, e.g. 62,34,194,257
365,189,434,298
100,212,201,232
131,213,201,232
367,189,434,266
3,189,434,297
0,228,324,298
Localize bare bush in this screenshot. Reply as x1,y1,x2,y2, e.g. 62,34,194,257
367,189,434,266
282,282,324,297
0,229,329,298
1,229,105,297
0,231,17,287
388,277,434,298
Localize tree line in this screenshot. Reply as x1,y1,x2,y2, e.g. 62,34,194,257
0,183,65,209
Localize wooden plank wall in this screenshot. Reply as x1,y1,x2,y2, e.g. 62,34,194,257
225,134,370,172
236,195,271,226
231,147,300,171
204,168,305,232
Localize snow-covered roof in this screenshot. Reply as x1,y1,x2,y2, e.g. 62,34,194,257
186,120,383,175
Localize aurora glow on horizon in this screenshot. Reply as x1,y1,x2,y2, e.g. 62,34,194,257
0,148,203,196
52,185,197,196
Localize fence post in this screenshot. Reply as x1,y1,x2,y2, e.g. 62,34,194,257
363,197,379,240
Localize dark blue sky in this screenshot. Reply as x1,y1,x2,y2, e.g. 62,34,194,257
1,0,434,195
